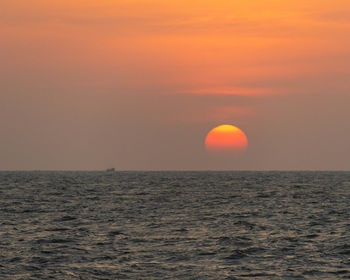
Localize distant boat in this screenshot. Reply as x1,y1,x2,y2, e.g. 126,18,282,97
106,168,115,172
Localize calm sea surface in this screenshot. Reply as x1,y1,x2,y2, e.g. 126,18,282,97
0,171,350,279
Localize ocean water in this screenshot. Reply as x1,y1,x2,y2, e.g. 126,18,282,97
0,171,350,279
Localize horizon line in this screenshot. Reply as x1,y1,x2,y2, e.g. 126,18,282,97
0,169,349,172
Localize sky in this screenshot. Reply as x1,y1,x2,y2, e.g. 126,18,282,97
1,0,350,170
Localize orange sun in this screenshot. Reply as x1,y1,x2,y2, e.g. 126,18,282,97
205,125,248,155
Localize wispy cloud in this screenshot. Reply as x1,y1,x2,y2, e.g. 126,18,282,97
311,10,350,24
180,87,280,96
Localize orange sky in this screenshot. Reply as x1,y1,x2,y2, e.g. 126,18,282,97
1,1,350,170
2,0,350,94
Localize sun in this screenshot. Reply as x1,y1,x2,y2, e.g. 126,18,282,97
205,125,248,155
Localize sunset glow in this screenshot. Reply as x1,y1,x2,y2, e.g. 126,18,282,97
1,1,350,170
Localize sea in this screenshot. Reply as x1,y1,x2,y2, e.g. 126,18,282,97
0,171,350,279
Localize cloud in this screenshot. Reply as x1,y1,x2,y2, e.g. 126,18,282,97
311,10,350,23
180,87,280,96
0,1,321,39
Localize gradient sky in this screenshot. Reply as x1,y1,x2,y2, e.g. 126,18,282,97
1,0,350,170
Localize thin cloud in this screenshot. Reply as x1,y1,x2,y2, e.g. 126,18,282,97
314,11,350,24
180,87,281,96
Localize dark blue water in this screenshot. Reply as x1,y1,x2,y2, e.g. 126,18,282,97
0,171,350,279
